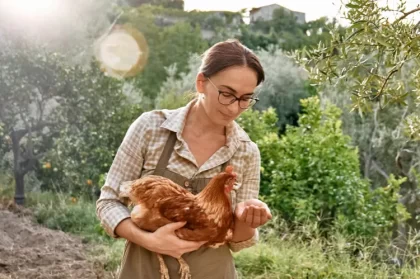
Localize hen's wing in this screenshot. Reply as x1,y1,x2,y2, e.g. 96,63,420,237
124,175,195,231
159,196,220,242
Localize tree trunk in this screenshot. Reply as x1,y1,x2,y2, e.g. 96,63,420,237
14,171,25,205
11,130,25,205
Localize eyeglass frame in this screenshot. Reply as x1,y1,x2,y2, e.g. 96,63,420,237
206,77,259,109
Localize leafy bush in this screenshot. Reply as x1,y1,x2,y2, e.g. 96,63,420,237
266,97,408,237
154,54,201,109
236,108,280,197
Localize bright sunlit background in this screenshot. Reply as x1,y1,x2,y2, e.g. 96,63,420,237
185,0,345,22
1,0,419,28
1,0,419,81
184,0,420,25
0,0,63,19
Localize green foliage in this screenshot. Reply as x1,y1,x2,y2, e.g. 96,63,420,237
237,108,279,142
237,26,278,51
0,29,149,201
295,0,420,232
254,47,311,131
295,0,420,139
0,40,68,131
119,5,210,100
236,108,280,197
266,97,407,237
150,0,184,10
31,192,106,241
38,65,141,197
0,36,103,202
243,10,342,52
154,54,201,109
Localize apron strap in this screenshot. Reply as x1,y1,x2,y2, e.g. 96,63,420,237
155,132,177,172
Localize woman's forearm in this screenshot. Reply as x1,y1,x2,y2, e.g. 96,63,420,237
115,218,155,249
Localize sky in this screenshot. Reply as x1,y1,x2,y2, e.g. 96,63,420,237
184,0,420,25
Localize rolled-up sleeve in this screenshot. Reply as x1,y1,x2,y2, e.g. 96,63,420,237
228,141,261,252
96,112,151,238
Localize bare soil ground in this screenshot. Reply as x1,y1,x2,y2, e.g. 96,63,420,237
0,203,112,279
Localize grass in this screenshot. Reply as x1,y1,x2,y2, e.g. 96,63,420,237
234,233,420,278
1,173,420,278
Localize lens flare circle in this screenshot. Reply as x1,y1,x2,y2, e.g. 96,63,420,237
95,24,149,79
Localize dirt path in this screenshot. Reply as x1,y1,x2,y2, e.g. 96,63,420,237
0,204,111,279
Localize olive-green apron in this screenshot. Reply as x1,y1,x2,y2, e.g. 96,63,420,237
117,132,237,279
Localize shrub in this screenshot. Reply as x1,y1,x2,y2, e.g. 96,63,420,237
266,97,409,237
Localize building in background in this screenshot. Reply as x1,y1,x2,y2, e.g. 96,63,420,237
250,4,306,24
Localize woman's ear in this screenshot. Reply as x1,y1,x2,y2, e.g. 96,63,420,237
196,72,207,94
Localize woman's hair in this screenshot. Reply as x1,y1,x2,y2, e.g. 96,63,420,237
199,39,265,86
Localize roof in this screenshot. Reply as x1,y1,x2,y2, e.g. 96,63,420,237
250,4,283,14
249,3,304,15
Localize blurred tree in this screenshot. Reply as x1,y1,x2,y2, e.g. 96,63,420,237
254,47,312,131
39,63,141,198
0,37,71,205
296,0,420,139
242,8,343,51
238,25,278,51
155,54,201,109
119,6,208,101
0,33,136,203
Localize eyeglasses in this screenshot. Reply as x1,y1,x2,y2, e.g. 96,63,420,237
206,77,259,109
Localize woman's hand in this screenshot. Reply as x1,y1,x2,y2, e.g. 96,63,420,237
234,199,272,229
146,222,206,258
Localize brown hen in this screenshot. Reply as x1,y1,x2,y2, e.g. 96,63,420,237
119,165,237,279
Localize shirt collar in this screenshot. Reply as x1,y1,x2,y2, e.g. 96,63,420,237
160,100,193,134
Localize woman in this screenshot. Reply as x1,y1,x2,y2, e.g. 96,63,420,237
96,39,272,279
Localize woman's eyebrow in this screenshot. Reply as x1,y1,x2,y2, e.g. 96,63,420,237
220,85,254,95
220,84,237,92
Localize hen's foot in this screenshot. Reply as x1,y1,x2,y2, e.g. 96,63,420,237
177,257,191,279
157,253,170,279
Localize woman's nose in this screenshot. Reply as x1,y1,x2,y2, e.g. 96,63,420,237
226,100,240,114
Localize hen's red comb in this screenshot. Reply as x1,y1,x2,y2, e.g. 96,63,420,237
225,165,234,174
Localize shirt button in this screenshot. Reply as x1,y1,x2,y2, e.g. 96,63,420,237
184,180,190,187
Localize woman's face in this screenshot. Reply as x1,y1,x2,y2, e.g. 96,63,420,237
196,66,258,126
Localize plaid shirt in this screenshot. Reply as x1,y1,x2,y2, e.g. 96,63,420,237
96,100,261,252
